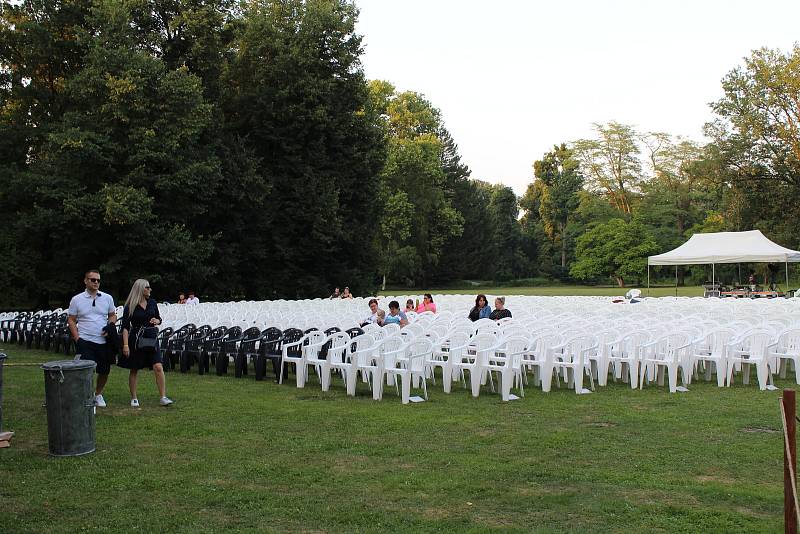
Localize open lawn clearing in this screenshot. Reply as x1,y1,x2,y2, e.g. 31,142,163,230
0,344,787,533
382,285,705,298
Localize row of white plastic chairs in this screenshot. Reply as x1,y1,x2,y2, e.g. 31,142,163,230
206,311,800,403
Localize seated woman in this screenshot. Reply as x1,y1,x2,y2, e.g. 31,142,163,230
360,298,384,327
384,300,409,327
468,294,491,322
415,293,437,313
405,299,415,313
340,286,353,299
489,297,511,320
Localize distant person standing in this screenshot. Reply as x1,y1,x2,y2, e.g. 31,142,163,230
186,291,200,305
67,270,118,408
119,279,173,407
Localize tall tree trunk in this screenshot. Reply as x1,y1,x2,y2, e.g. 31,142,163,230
560,221,567,268
615,276,625,287
381,273,386,291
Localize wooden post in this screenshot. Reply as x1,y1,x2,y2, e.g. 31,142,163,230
785,389,797,534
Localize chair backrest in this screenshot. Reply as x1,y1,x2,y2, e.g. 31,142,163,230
703,328,736,356
737,329,774,358
327,331,353,364
777,328,800,353
277,328,304,357
405,338,433,372
383,323,401,336
498,335,528,369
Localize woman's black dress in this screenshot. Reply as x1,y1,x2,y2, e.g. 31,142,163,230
118,298,163,370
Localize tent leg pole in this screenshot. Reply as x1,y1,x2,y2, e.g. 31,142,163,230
647,265,650,297
786,261,790,295
675,266,678,297
738,264,741,286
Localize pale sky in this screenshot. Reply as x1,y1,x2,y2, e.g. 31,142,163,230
355,0,800,195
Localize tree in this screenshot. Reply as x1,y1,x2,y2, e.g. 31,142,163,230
706,45,800,250
531,144,583,268
487,185,524,281
370,83,464,287
570,218,658,287
221,0,386,297
572,122,644,214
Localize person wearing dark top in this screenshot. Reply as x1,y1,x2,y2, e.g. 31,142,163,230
119,279,173,408
489,296,512,321
468,294,491,322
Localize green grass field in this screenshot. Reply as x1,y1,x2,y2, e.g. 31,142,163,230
0,343,789,533
382,284,704,298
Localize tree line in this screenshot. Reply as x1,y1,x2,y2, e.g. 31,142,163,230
1,1,798,307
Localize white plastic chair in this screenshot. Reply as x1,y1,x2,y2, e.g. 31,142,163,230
383,339,432,404
726,329,775,390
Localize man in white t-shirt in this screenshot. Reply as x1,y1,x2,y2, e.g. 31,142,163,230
186,291,200,305
67,270,117,407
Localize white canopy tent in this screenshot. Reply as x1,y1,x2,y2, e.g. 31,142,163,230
647,230,800,294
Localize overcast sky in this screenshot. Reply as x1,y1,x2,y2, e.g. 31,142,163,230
355,0,800,195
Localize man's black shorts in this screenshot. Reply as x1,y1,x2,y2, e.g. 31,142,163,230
76,338,112,375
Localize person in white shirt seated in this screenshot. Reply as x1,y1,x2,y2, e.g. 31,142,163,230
360,298,384,326
186,291,200,305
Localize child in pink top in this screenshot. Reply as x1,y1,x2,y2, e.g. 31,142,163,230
415,293,437,313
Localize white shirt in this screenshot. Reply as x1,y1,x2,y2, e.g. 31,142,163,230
68,290,116,344
186,296,200,305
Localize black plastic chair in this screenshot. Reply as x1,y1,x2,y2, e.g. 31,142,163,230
235,327,262,378
215,327,243,376
256,327,282,381
202,326,228,373
163,324,196,371
181,325,212,373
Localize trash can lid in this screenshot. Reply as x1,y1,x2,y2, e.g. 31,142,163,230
41,359,96,371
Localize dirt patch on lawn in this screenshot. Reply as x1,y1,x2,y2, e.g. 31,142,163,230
740,427,780,434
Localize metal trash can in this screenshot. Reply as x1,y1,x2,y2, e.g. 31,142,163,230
42,359,96,457
0,353,7,433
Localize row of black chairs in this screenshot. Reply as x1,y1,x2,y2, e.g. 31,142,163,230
162,324,364,382
0,312,75,354
1,312,365,384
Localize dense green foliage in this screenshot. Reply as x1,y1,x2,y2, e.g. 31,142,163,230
1,344,787,532
2,2,799,305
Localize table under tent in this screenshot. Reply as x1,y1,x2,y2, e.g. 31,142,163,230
647,230,800,297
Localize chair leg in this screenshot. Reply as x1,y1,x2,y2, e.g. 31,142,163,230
500,370,512,401
715,360,726,387
441,364,452,393
755,362,769,391
470,367,481,397
400,372,411,404
668,364,678,393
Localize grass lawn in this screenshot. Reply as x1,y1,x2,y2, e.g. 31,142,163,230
382,285,705,298
0,343,788,533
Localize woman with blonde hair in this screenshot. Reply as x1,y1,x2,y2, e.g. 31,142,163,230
119,279,173,407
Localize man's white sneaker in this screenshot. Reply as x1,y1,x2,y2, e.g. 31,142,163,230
130,399,140,408
159,396,174,406
94,394,107,408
